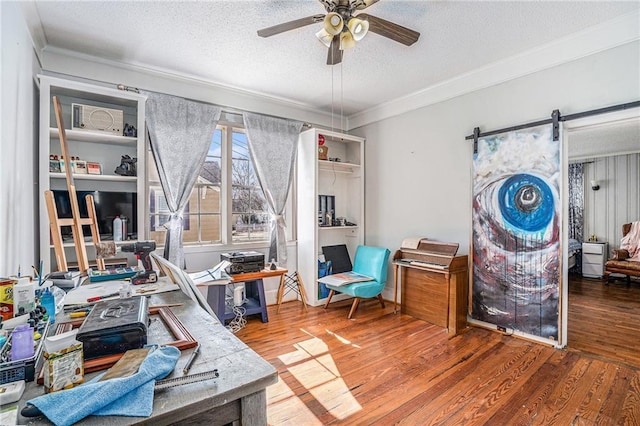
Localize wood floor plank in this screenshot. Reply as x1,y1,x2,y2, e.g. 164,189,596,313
233,277,640,425
483,349,578,425
621,371,640,425
429,343,557,424
568,275,640,369
574,361,621,423
344,334,506,425
532,358,605,425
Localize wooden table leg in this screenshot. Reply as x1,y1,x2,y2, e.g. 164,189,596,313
276,274,285,313
295,272,309,311
393,264,399,313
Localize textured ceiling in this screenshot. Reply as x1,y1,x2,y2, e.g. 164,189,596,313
569,118,640,160
31,1,640,116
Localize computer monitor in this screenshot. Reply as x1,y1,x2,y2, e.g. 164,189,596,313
321,244,352,273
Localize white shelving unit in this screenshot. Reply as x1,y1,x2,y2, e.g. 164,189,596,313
50,173,137,183
38,75,147,273
297,128,365,306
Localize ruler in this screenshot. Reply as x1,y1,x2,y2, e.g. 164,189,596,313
155,369,219,390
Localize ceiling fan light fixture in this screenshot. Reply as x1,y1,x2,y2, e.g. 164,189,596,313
347,17,369,41
339,31,356,50
316,28,334,48
323,12,344,35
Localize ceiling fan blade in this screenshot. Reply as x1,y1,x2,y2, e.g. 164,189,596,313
257,14,325,37
327,36,343,65
351,0,380,11
357,13,420,46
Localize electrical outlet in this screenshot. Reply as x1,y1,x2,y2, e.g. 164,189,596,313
497,326,507,333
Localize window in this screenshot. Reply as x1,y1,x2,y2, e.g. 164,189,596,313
231,130,269,242
147,124,273,246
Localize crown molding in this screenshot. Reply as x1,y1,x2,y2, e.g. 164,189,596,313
21,6,638,132
40,46,339,130
347,11,640,130
18,1,47,65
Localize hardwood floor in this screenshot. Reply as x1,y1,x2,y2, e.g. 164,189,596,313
568,274,640,369
236,296,640,425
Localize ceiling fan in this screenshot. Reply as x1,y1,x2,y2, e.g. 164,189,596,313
257,0,420,65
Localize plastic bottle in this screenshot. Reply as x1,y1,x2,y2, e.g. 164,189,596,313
113,216,123,241
120,216,128,240
10,324,34,361
119,282,132,299
40,288,56,325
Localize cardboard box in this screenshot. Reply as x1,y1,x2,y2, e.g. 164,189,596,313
87,162,101,175
73,160,88,174
13,278,35,316
43,330,84,393
0,278,16,321
318,145,328,160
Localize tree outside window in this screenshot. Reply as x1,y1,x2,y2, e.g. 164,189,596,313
231,130,268,242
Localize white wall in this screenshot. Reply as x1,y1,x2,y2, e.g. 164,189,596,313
583,153,640,250
0,2,41,277
353,41,640,301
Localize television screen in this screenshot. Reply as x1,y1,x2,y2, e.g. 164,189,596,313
52,190,137,240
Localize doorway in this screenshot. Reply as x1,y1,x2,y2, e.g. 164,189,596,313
563,109,640,363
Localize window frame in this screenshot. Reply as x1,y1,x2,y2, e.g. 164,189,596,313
146,120,296,249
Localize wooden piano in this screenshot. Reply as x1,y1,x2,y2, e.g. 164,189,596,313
393,237,469,336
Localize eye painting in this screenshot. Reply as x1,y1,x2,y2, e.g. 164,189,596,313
472,125,560,340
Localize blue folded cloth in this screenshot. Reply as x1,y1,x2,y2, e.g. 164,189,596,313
27,345,180,426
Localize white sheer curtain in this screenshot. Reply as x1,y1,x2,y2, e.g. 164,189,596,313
243,113,303,265
144,92,221,268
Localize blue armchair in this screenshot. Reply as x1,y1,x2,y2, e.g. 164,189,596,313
323,245,391,319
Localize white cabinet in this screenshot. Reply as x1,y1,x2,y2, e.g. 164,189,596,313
582,242,608,278
297,128,364,306
38,76,146,273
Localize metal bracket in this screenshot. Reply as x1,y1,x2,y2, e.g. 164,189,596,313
552,109,560,141
473,127,481,154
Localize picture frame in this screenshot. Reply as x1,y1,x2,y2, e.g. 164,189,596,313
38,305,197,380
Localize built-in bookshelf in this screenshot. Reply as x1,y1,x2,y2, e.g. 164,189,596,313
38,75,146,273
297,128,365,306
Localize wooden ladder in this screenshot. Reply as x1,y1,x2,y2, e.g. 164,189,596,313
44,96,105,272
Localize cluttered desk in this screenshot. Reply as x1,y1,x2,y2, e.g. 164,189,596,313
0,250,277,425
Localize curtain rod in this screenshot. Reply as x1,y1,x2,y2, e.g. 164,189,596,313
117,84,312,128
465,100,640,142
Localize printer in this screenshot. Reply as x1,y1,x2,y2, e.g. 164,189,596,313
220,251,265,274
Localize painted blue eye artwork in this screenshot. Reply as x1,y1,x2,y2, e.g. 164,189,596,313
472,125,560,340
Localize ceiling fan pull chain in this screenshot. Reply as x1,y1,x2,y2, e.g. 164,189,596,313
331,55,335,133
341,62,344,131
